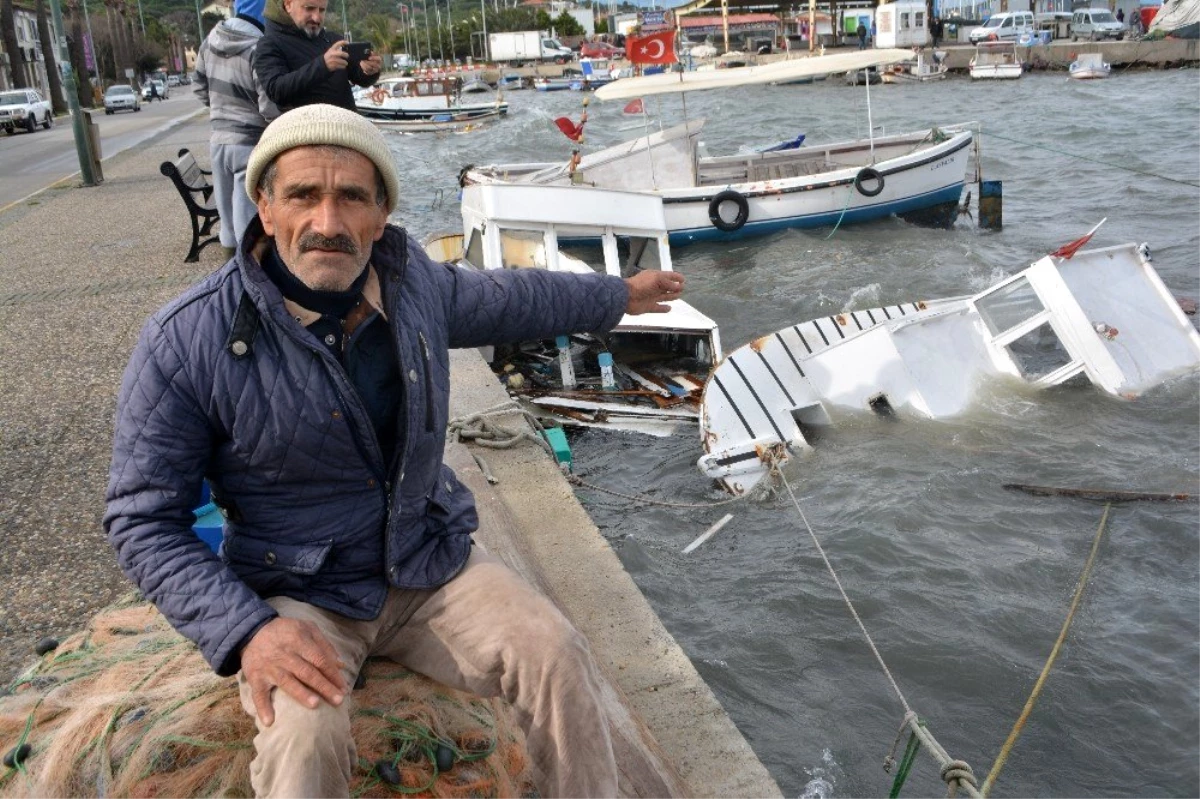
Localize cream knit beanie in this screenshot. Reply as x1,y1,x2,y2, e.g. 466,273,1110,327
246,104,400,212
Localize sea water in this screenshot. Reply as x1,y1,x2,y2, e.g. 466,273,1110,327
385,68,1200,797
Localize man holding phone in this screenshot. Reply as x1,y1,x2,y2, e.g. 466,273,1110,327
256,0,382,112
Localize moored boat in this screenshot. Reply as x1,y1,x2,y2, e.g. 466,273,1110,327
1068,52,1112,79
462,50,977,245
969,41,1024,79
354,75,508,121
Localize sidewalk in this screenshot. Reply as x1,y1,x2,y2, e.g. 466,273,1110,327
0,112,780,796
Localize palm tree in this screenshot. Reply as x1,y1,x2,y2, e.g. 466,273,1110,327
361,13,393,63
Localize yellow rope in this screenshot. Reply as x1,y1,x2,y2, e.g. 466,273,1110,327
980,502,1113,796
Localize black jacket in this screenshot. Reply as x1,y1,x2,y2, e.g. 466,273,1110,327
254,18,377,112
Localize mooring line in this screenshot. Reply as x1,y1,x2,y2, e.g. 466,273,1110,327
776,468,912,713
980,502,1113,796
981,129,1200,189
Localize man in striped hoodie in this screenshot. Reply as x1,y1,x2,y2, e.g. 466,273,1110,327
195,0,280,258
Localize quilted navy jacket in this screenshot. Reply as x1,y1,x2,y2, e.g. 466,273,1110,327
105,222,627,676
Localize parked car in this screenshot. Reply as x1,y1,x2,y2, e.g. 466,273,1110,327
968,10,1035,42
1071,8,1126,39
580,40,625,59
141,80,169,100
166,74,181,87
0,88,53,134
104,84,141,114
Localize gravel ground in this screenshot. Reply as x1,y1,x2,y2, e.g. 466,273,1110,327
0,113,222,682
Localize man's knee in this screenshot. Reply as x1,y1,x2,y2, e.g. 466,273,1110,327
249,694,356,796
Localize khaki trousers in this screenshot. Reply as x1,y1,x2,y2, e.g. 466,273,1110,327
237,548,617,798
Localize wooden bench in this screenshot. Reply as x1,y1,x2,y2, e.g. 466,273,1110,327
160,147,221,263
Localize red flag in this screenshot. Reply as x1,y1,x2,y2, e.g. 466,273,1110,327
628,30,677,65
554,116,585,142
623,98,644,115
1050,218,1107,260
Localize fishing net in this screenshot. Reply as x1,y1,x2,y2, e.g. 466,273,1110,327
0,593,533,798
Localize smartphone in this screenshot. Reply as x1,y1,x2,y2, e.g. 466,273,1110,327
344,42,373,63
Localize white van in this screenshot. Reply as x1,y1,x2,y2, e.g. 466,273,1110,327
1071,8,1126,40
968,11,1035,43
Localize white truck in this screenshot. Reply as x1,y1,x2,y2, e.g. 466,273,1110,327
487,31,574,65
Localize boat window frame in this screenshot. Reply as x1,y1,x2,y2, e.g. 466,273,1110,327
973,274,1088,386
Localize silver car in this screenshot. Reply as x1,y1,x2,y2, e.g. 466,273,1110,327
104,84,141,114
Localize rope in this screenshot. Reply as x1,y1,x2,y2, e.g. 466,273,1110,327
824,184,857,240
446,400,552,456
979,502,1113,796
776,468,912,714
980,130,1200,189
888,725,922,797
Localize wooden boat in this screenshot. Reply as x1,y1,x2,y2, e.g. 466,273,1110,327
696,240,1200,495
969,42,1024,79
355,75,508,121
1068,52,1112,79
423,184,722,437
463,50,976,245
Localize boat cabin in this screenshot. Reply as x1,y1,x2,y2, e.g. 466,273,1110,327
430,184,723,436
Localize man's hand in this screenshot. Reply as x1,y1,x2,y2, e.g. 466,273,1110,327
624,270,685,315
240,617,347,726
361,52,383,76
324,40,350,72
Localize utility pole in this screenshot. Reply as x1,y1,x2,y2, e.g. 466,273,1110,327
49,0,98,185
193,0,203,45
135,0,143,34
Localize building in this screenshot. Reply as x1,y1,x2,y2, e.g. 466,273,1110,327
0,1,54,96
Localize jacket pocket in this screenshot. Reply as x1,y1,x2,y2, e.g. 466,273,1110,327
223,534,334,576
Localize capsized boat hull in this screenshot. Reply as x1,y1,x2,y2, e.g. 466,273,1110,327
697,242,1200,495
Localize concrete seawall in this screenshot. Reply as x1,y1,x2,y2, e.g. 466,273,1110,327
0,112,781,796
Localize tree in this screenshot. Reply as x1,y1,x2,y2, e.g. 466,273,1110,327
361,13,393,59
534,9,549,30
36,0,69,114
2,0,30,87
66,0,96,105
551,9,583,37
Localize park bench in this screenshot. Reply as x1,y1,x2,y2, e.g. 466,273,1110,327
160,148,220,263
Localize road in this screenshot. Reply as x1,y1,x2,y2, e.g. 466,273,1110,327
0,92,205,210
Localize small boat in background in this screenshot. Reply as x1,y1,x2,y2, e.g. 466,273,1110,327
355,75,508,121
460,74,493,93
970,41,1024,79
881,49,949,82
1069,52,1112,79
371,108,504,133
845,66,882,85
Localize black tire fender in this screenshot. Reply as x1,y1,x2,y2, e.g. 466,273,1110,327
708,189,750,232
854,167,885,197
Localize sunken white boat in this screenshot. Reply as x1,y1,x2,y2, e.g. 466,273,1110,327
424,184,722,437
696,241,1200,495
462,50,975,245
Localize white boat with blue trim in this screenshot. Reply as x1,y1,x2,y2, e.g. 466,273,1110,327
461,50,975,245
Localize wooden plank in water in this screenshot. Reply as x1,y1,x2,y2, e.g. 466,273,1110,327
1003,483,1196,503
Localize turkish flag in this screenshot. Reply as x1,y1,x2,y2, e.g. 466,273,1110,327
623,98,644,115
554,116,585,142
1050,218,1106,260
628,30,677,65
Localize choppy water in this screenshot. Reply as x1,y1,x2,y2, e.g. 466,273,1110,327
384,69,1200,798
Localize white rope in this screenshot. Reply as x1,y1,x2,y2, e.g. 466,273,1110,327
776,468,912,715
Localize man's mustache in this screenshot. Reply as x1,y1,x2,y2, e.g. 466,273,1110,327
299,232,358,255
